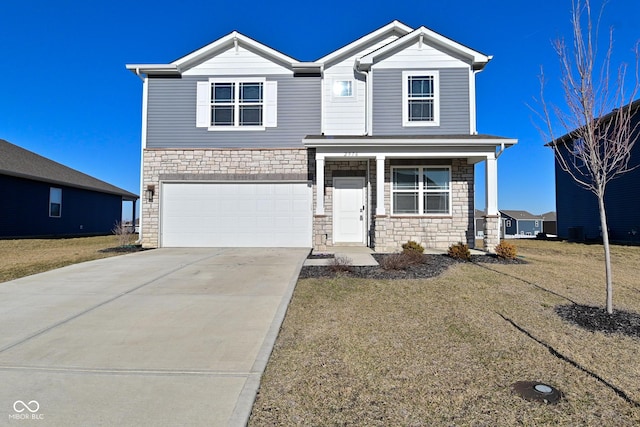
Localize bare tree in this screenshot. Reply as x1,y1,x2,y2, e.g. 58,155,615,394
538,0,639,314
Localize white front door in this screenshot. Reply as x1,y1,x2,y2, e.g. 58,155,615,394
333,177,365,244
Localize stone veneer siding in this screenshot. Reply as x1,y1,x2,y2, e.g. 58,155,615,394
374,158,475,252
141,148,311,248
483,215,500,253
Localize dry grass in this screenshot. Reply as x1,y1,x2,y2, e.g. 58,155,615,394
250,239,640,426
0,236,132,283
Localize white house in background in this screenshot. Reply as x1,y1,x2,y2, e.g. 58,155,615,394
127,20,516,252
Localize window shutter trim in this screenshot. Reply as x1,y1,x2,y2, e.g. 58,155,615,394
264,80,277,128
196,81,211,128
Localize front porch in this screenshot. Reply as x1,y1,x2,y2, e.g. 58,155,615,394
304,135,516,253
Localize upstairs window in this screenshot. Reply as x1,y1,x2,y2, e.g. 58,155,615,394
402,70,439,127
49,187,62,217
196,78,277,130
332,80,353,98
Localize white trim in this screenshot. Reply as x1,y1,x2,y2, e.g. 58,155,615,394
139,77,149,242
317,20,412,65
316,156,325,215
485,153,498,216
402,70,440,127
390,166,452,216
358,26,491,70
333,177,366,244
376,155,385,215
469,70,477,134
173,31,298,72
199,77,269,130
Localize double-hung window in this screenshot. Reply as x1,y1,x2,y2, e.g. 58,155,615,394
392,166,451,215
196,78,277,130
402,70,439,126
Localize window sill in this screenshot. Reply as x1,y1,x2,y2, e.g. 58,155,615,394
390,214,452,219
207,126,266,132
402,121,440,127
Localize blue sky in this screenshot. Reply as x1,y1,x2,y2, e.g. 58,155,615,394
2,0,639,219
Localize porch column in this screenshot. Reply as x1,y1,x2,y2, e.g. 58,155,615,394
376,155,385,215
484,153,500,252
316,155,325,215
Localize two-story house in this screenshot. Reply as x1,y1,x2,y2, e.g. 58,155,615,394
127,21,516,252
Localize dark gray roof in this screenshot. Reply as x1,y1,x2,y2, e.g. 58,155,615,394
500,210,544,220
0,139,138,200
541,211,557,221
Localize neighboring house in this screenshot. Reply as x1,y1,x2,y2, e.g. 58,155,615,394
552,100,640,243
500,210,543,237
0,139,138,238
541,211,557,235
127,20,517,252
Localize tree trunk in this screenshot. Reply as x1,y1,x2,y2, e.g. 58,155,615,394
597,194,613,314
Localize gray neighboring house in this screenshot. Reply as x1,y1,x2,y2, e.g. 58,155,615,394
0,139,138,238
127,20,517,252
500,210,543,237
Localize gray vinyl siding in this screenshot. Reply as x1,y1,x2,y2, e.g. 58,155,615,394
371,68,470,135
146,76,321,148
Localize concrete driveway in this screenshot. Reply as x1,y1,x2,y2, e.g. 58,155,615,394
0,247,308,426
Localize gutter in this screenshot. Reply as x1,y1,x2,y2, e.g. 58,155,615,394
353,58,371,135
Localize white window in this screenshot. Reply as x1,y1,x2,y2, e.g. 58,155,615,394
332,80,353,98
391,166,451,215
49,187,62,218
402,70,440,127
535,220,539,227
196,78,277,130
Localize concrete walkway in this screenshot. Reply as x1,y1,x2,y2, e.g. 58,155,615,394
0,247,308,426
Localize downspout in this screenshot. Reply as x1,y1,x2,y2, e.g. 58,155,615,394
135,71,149,245
354,59,370,135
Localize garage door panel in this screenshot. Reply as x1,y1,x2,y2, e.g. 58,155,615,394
161,182,312,247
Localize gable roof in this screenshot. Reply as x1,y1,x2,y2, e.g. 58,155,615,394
315,20,413,65
358,26,491,70
500,210,543,221
541,211,557,221
0,139,138,200
547,98,640,146
127,31,302,77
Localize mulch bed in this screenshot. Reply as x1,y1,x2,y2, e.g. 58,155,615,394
555,304,640,339
299,253,526,280
98,245,147,253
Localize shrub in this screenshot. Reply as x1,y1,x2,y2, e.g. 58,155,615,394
402,240,424,254
112,221,135,247
447,242,471,261
495,241,517,260
328,255,353,273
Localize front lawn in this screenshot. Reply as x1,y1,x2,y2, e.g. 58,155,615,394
0,235,137,283
250,239,640,425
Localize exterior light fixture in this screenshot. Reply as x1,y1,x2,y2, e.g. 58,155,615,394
146,185,155,202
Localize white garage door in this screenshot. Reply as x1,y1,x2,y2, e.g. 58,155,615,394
160,182,312,247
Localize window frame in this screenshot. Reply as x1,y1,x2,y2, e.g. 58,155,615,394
209,77,266,131
390,166,452,216
49,187,62,218
402,70,440,127
331,78,355,101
